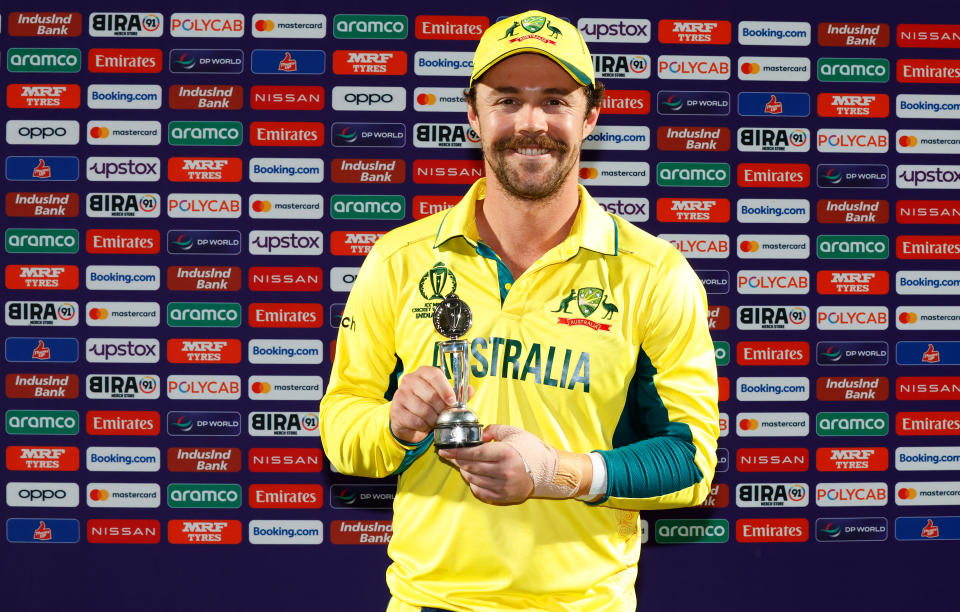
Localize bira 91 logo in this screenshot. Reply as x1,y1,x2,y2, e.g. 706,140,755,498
167,158,242,182
88,48,162,73
656,199,730,223
6,265,79,290
817,447,888,471
592,54,651,79
249,448,322,473
88,193,160,218
5,301,78,327
89,13,163,37
817,376,889,400
329,231,385,256
7,84,82,109
817,270,889,295
166,266,241,292
736,483,808,508
167,339,241,364
9,12,82,37
168,520,242,545
601,90,650,115
817,93,888,118
167,447,241,473
332,50,406,75
658,20,731,44
250,85,324,110
737,306,809,330
415,15,486,40
736,518,808,543
737,341,809,365
737,127,809,152
86,374,160,398
6,446,79,471
249,267,322,291
737,448,809,472
817,199,888,224
169,85,243,110
249,412,320,437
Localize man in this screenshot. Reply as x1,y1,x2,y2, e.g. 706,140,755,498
319,10,719,611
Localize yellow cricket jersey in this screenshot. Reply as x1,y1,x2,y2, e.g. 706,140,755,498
319,179,719,612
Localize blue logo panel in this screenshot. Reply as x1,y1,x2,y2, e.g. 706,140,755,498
7,518,80,543
816,164,889,189
896,516,960,541
251,50,326,75
816,518,888,542
5,156,80,181
331,122,406,147
5,337,79,363
897,341,960,366
696,269,730,294
816,341,889,366
167,230,242,255
738,92,810,117
169,49,244,74
167,411,242,436
715,448,729,473
657,90,730,116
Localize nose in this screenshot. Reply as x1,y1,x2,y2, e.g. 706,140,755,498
515,101,548,136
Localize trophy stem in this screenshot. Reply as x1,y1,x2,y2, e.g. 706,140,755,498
433,293,482,448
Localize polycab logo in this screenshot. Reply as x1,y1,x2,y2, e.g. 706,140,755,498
333,50,406,75
896,271,960,295
737,92,810,117
898,24,960,48
817,270,889,295
736,412,810,437
817,341,889,366
170,13,244,37
738,56,811,82
898,59,960,84
169,85,243,110
85,374,160,397
167,194,241,219
168,448,241,473
817,200,888,224
736,307,809,331
166,266,240,292
252,14,327,39
595,198,649,223
333,158,405,183
657,91,730,116
737,341,809,365
249,484,323,509
86,411,160,436
167,339,241,364
817,376,888,401
249,304,323,329
737,199,810,224
9,12,82,37
249,267,322,292
737,270,809,295
579,162,650,186
737,164,809,188
251,85,324,111
736,519,808,543
816,483,888,507
897,131,960,154
656,199,729,223
592,54,651,79
735,483,808,508
166,375,242,400
657,55,731,80
819,23,889,47
817,164,892,189
578,18,651,43
88,49,161,73
816,306,889,331
738,21,811,46
6,446,79,471
897,306,960,331
817,447,888,472
817,129,888,154
658,234,729,259
168,158,242,183
600,90,650,115
736,235,809,259
87,519,161,544
249,448,322,473
737,128,809,153
412,160,480,185
896,236,960,259
89,13,163,37
6,265,79,290
250,122,323,147
737,448,809,472
168,520,242,545
249,412,320,437
7,84,81,109
897,376,960,401
85,229,160,255
413,87,466,112
817,93,888,118
330,231,385,256
658,127,729,152
658,20,731,44
897,412,960,435
415,15,487,40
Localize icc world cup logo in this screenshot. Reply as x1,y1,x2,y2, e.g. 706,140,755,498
419,262,457,300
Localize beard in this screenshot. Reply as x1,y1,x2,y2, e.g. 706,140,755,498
485,133,578,201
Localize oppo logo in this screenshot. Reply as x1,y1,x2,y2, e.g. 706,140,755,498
345,92,393,105
18,488,68,501
17,126,69,139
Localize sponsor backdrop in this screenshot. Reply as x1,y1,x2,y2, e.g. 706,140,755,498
1,0,957,610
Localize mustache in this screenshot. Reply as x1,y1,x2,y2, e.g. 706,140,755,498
493,135,568,154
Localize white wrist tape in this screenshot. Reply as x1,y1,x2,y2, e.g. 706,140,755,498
495,426,591,499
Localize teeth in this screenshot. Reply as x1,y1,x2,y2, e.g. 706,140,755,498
517,148,549,156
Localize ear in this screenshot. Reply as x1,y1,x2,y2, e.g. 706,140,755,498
467,99,481,138
581,105,600,140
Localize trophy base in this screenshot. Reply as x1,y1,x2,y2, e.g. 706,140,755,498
433,422,483,448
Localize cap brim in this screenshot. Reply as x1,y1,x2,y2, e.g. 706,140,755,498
470,47,593,87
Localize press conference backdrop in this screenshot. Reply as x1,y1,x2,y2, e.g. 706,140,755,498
1,0,958,609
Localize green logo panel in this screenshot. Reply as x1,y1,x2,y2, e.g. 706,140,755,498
168,121,243,146
333,14,408,39
167,303,242,327
167,483,242,508
818,58,889,82
330,195,405,220
655,519,729,543
657,162,730,187
5,228,79,254
6,410,80,435
714,341,730,367
816,412,889,436
7,48,81,73
817,235,889,259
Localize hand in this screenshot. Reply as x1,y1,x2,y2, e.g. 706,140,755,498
389,366,471,444
438,424,593,505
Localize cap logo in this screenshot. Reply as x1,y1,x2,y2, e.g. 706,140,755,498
521,15,546,33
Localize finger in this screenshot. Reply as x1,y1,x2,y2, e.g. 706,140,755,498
417,366,458,406
407,378,452,418
468,483,504,504
394,411,433,435
458,460,512,479
466,384,475,402
460,471,504,491
482,423,519,442
440,442,507,463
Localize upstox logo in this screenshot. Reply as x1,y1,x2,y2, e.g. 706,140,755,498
655,519,728,543
818,58,889,82
817,235,889,259
166,303,241,328
167,483,241,508
168,122,243,146
333,14,408,39
656,162,729,187
7,49,81,73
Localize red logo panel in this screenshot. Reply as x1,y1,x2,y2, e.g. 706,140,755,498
86,229,160,254
415,15,488,40
736,518,808,542
249,448,323,473
737,448,810,472
248,267,322,292
5,265,79,290
7,84,81,109
816,447,889,471
168,520,242,544
658,20,732,44
250,85,324,110
87,519,161,544
88,48,162,73
601,90,650,115
332,50,407,75
737,341,809,365
248,303,323,328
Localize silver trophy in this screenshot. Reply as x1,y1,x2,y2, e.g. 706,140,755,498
432,292,483,448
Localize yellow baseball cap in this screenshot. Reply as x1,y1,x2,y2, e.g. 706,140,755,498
470,10,595,87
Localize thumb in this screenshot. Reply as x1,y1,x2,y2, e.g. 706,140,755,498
482,423,521,443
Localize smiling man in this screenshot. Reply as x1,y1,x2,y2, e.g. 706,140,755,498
319,10,720,612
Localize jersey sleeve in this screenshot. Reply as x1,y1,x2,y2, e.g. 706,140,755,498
318,243,431,478
593,245,720,510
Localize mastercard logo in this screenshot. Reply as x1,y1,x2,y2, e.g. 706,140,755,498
899,135,918,147
89,489,110,501
740,240,760,253
898,487,917,500
88,308,109,320
741,62,761,75
250,381,272,394
89,127,110,139
416,93,437,105
739,418,759,431
899,311,919,324
251,200,272,212
579,168,599,179
255,19,275,32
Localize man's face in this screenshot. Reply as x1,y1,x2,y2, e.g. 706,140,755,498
468,53,600,201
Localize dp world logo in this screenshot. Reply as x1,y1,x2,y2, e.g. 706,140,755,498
173,52,196,70
337,126,357,143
